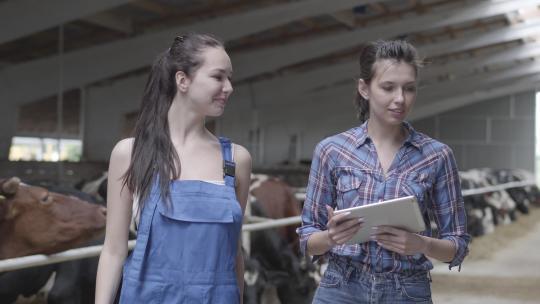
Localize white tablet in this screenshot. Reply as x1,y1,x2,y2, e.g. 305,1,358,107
333,196,426,245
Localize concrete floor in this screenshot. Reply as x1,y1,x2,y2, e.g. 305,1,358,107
431,209,540,303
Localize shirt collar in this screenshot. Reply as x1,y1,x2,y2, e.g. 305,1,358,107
354,120,423,150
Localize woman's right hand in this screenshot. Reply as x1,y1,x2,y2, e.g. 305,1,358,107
326,205,364,246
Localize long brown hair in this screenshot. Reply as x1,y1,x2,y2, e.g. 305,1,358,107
123,33,224,209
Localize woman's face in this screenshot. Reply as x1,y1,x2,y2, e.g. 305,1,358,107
358,59,417,126
183,47,233,117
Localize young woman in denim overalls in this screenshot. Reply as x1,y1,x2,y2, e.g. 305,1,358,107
95,33,252,304
298,40,470,303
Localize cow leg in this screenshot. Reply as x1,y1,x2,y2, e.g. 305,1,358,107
261,286,281,304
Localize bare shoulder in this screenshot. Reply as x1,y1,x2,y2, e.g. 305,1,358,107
109,138,134,176
111,137,135,161
233,144,251,168
232,144,252,185
232,144,251,209
111,138,134,159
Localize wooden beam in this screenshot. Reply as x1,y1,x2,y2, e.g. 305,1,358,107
1,0,367,107
130,0,171,16
0,0,133,44
329,10,356,29
232,0,540,81
369,2,389,14
83,11,133,34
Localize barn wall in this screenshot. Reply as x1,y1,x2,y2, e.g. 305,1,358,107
80,71,536,173
412,91,536,171
83,75,146,161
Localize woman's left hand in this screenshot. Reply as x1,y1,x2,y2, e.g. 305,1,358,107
370,226,429,256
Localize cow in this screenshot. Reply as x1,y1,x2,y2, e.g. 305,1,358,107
0,177,107,304
76,172,108,204
0,177,106,259
459,172,494,237
249,174,302,251
243,174,317,304
460,169,517,227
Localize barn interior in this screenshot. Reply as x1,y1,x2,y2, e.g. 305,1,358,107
1,0,540,303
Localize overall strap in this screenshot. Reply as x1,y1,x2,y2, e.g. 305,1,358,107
219,137,236,187
127,195,158,280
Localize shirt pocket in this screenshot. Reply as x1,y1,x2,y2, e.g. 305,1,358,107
335,167,373,209
396,171,430,214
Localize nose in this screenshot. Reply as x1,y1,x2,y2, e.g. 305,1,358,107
394,88,405,104
99,206,107,217
223,78,233,94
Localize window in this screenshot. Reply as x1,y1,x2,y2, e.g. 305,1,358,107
9,137,82,162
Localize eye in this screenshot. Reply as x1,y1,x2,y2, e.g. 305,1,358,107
41,193,52,205
382,86,393,92
405,86,417,92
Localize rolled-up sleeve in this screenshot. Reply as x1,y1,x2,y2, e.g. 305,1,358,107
430,145,471,270
296,141,336,261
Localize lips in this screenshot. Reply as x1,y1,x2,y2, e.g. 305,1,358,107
388,108,405,118
214,98,226,107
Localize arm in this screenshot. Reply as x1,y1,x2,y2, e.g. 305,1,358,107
428,146,470,268
373,146,470,268
95,139,135,304
233,144,252,304
371,226,456,262
297,142,362,259
307,206,363,256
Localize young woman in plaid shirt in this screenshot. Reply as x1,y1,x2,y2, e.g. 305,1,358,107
297,40,470,303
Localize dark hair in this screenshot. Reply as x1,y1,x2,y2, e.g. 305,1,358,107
354,40,422,123
123,33,224,209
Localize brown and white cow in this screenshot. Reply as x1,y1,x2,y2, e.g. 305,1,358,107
245,174,316,304
249,174,302,251
0,177,107,259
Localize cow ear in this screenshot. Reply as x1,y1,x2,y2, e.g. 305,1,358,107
1,177,21,195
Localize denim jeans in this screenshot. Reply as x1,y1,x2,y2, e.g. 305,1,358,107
312,257,432,304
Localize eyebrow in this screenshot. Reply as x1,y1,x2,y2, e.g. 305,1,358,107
212,68,233,75
380,81,416,85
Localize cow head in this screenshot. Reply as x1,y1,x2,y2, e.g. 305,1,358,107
0,177,107,259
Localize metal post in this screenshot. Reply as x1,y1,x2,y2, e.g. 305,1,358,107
56,24,64,184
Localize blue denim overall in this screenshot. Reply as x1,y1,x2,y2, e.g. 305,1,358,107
119,137,242,303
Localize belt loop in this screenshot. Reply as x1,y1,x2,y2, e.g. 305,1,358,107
345,266,354,282
393,274,401,290
344,257,353,282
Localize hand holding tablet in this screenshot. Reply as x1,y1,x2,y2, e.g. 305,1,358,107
325,205,364,246
332,196,426,245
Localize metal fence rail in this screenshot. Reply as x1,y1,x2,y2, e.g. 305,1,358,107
0,180,536,273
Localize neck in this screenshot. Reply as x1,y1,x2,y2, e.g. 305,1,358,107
167,97,208,146
367,118,406,145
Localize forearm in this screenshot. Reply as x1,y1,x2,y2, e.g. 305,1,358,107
420,236,456,262
235,251,244,304
306,230,333,256
95,250,127,304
